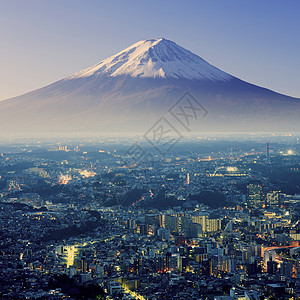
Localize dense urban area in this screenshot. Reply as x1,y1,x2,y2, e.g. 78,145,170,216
1,135,300,299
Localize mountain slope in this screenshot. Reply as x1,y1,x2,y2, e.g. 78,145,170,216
0,38,299,136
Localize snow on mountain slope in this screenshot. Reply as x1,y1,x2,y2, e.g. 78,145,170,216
68,38,232,81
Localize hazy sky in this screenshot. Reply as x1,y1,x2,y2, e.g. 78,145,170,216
0,0,299,101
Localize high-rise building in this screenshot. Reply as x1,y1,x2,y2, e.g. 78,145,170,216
81,258,87,273
267,257,278,275
225,258,235,273
247,183,263,207
164,215,177,232
281,259,293,277
201,259,213,275
177,216,190,233
206,218,221,232
155,256,166,272
191,215,221,233
139,224,149,235
178,256,188,272
266,191,282,207
127,219,136,229
263,250,276,264
145,214,160,226
166,252,179,271
192,215,206,232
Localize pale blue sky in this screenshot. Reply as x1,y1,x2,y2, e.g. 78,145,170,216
0,0,299,100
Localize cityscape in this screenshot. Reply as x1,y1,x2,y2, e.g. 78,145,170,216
1,1,300,299
1,136,300,299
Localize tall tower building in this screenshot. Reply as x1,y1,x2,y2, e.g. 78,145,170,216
267,141,270,158
186,172,190,185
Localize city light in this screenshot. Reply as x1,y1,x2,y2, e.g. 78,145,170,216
2,136,300,298
226,167,238,172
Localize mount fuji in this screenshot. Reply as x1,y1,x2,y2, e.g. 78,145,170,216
0,38,299,136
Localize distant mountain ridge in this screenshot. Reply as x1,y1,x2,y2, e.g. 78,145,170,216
0,38,299,136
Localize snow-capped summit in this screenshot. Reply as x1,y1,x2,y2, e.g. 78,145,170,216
68,38,232,81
